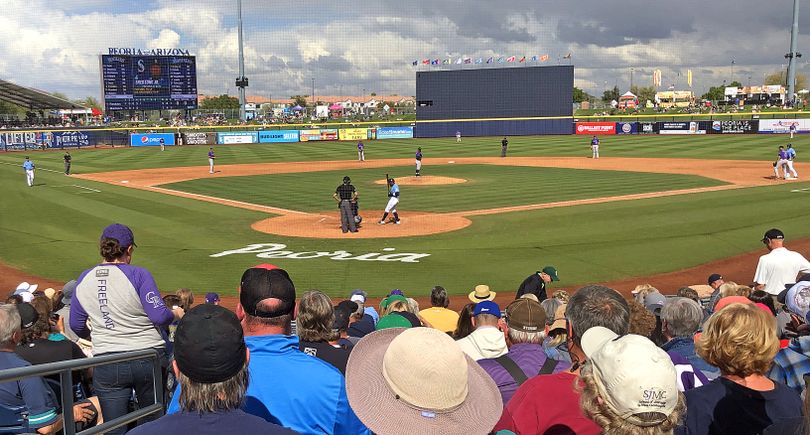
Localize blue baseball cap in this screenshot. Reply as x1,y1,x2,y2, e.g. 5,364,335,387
100,223,136,248
474,300,501,318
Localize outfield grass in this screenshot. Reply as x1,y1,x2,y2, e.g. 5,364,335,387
161,164,725,213
0,134,808,297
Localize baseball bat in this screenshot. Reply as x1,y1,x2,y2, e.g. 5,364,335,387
385,173,389,196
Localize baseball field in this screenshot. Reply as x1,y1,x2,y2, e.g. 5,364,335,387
0,134,808,299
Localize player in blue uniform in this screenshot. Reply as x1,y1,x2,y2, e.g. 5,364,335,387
786,144,798,179
22,156,35,187
378,178,401,225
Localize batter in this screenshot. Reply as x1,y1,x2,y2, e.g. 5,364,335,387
415,147,423,177
378,178,401,225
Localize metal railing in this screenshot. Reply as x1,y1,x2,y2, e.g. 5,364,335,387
0,349,164,435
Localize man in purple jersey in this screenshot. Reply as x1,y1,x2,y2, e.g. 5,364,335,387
208,147,215,174
775,145,789,180
357,141,365,162
71,224,184,435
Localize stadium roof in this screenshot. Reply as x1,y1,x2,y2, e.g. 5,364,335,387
0,78,86,110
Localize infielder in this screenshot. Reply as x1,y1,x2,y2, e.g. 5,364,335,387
208,147,216,174
456,131,462,142
501,137,508,157
22,156,35,187
591,136,600,159
415,147,423,177
160,138,165,151
63,151,72,175
357,141,365,162
775,146,789,179
790,123,797,139
786,144,799,179
378,178,401,225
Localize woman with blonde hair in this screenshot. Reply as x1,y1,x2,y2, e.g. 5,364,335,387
679,303,802,434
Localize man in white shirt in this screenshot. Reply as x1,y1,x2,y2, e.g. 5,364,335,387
753,228,810,295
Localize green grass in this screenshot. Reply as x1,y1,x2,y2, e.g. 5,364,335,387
1,134,809,298
161,164,725,213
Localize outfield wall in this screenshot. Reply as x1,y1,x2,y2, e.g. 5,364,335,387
2,118,808,151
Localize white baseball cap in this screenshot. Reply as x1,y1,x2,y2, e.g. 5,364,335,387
581,327,678,425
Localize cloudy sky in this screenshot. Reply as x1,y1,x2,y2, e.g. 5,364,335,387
1,0,807,100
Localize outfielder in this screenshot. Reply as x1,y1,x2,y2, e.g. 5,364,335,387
790,123,797,139
208,147,216,174
591,136,600,159
456,131,462,142
357,141,365,162
22,156,35,187
378,178,401,225
415,147,423,177
786,144,799,179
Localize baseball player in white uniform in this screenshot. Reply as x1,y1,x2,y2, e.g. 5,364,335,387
378,178,400,224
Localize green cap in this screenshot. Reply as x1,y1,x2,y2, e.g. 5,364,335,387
380,294,408,311
542,266,559,282
375,313,413,330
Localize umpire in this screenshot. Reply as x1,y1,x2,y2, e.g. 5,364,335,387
333,176,359,233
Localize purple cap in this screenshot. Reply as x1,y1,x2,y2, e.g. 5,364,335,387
205,292,220,304
101,223,136,248
389,289,404,296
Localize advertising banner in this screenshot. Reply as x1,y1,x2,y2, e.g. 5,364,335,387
376,126,414,139
757,119,810,134
258,130,299,143
339,128,371,141
0,132,48,150
575,122,616,135
657,121,706,135
299,129,338,142
709,120,759,134
217,131,258,144
130,133,176,146
615,122,638,135
52,131,91,148
182,132,214,145
639,122,656,134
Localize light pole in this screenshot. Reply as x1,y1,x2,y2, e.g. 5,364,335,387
630,68,634,89
311,78,315,105
235,0,248,121
785,0,802,105
731,59,735,84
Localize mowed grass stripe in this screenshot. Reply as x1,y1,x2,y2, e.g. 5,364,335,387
160,164,726,213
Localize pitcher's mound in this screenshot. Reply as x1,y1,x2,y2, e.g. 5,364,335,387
373,176,467,186
251,211,471,239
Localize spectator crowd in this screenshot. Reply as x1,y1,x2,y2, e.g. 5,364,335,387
1,224,810,434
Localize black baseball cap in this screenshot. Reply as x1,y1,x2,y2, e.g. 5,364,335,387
174,304,246,384
333,300,358,331
762,228,785,242
239,264,296,318
707,274,723,285
17,303,39,329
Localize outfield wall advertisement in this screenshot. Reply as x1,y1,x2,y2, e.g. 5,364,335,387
616,122,638,135
299,129,338,141
657,121,707,135
217,131,258,144
182,132,216,145
339,128,371,141
376,126,414,139
575,122,616,135
259,130,299,143
758,119,810,133
130,133,176,146
709,120,759,134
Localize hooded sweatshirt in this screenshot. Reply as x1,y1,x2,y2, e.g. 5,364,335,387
456,325,508,361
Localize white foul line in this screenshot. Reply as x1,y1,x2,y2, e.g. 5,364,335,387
72,184,101,193
791,188,810,193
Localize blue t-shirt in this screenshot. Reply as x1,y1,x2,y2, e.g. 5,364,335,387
22,161,34,171
389,184,400,197
677,377,803,435
128,409,298,435
0,352,59,429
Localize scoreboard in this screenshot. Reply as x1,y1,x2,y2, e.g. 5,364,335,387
100,55,198,111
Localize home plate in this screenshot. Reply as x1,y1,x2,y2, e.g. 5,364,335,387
448,160,455,164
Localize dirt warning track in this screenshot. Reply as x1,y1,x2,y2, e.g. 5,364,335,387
74,157,795,239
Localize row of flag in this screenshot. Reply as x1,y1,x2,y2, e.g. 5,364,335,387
412,53,571,66
653,69,693,87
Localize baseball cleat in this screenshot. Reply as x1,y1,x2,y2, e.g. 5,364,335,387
395,220,401,224
378,220,386,225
